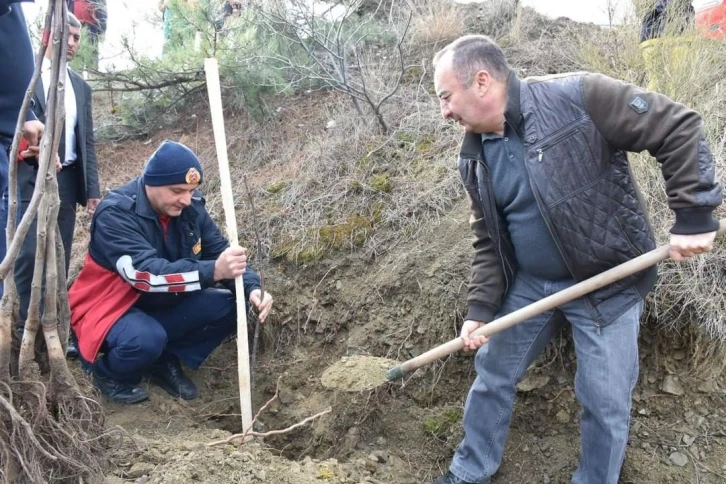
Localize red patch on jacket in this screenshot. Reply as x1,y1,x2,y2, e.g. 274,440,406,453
69,254,140,362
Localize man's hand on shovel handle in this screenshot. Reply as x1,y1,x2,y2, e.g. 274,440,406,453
461,320,489,352
669,231,717,261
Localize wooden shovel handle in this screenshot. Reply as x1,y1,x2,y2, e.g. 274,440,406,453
386,219,726,381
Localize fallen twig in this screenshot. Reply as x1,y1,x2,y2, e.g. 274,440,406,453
207,407,332,447
206,376,331,447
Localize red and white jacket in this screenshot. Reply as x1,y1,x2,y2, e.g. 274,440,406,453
69,177,260,362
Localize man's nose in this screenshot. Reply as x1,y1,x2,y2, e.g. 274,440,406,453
180,193,192,206
441,104,452,120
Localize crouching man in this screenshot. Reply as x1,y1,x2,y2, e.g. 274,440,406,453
69,140,273,404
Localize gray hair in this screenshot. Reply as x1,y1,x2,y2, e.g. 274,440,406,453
67,12,81,28
433,35,510,86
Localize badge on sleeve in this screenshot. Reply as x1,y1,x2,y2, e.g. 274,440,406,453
628,96,649,114
192,238,202,255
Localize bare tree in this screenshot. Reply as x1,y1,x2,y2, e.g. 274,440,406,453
250,0,418,134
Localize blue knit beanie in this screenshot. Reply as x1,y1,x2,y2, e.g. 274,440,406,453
143,141,203,187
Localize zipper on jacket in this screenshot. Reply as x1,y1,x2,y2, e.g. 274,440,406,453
535,127,582,164
615,216,644,256
523,159,577,281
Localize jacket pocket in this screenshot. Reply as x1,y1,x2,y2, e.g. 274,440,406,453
532,128,601,193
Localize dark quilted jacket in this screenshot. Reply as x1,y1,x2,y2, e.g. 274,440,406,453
459,72,722,327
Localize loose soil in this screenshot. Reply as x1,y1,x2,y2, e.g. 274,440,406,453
321,356,399,392
73,113,726,484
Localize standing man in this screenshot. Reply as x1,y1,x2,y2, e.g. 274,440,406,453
67,0,107,69
69,141,273,404
431,35,721,484
0,0,44,260
11,12,100,358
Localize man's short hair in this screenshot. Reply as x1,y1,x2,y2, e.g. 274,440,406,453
433,35,510,86
67,12,81,29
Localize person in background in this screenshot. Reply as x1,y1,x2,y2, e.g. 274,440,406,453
430,34,721,484
69,141,273,404
158,0,198,52
0,0,44,262
66,0,107,69
640,0,695,42
215,0,242,32
8,11,100,359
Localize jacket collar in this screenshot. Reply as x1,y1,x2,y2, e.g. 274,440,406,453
459,70,524,160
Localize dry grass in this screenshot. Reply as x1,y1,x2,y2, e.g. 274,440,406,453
408,0,465,48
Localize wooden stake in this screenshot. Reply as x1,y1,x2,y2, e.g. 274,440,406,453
204,58,253,434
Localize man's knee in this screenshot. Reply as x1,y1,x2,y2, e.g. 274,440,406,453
106,318,168,372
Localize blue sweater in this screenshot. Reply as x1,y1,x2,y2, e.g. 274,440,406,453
0,0,36,140
482,126,571,280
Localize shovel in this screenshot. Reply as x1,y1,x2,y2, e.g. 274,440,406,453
383,219,726,382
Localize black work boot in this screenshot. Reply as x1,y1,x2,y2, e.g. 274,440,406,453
92,368,149,404
66,331,79,359
149,354,198,400
432,471,487,484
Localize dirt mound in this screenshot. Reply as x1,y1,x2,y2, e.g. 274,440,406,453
321,356,398,392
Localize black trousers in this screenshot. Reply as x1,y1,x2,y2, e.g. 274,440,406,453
13,161,79,330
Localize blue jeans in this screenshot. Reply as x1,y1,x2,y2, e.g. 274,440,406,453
450,273,643,484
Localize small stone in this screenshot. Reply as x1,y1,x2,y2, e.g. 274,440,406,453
673,350,686,360
555,409,570,424
127,463,155,479
697,380,719,394
136,477,149,484
543,474,551,484
256,470,266,481
209,429,228,439
669,452,688,467
335,280,342,290
661,376,685,396
376,437,386,446
647,374,657,384
517,374,550,393
372,451,387,463
682,434,696,446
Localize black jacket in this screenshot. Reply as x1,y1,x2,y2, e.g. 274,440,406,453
29,68,100,204
459,72,721,327
0,0,37,140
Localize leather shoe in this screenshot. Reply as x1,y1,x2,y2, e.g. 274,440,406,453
66,339,79,359
92,369,149,404
432,471,486,484
149,356,198,400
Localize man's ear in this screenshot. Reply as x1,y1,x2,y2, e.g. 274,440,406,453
475,70,490,97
